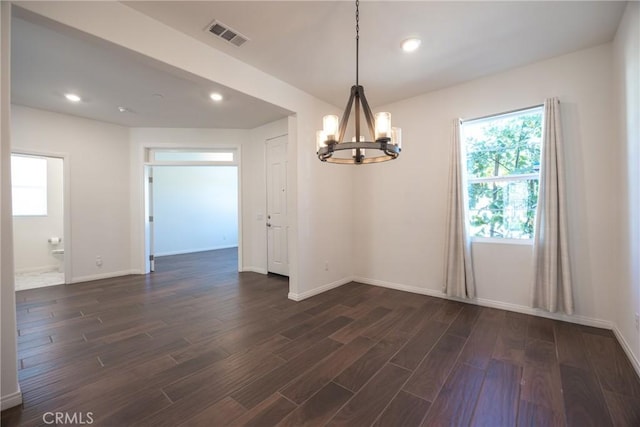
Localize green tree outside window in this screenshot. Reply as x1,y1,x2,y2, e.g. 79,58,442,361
463,109,543,239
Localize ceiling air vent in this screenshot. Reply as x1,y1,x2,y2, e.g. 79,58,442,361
206,20,249,47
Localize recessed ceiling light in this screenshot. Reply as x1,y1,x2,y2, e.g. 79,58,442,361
64,93,82,103
209,92,224,102
401,38,421,53
118,106,130,113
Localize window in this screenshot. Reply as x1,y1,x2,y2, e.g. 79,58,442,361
150,150,235,163
462,107,543,240
11,154,48,216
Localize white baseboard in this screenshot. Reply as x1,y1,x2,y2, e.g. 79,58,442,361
352,276,613,329
15,265,60,275
242,266,268,275
612,324,640,378
288,277,354,301
1,388,22,411
155,245,238,257
71,269,137,284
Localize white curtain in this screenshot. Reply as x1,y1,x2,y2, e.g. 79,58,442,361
444,119,476,298
532,97,573,314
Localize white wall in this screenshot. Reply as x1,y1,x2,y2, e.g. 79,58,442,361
354,44,618,326
153,166,238,256
12,155,64,273
11,106,132,282
1,1,22,411
613,2,640,370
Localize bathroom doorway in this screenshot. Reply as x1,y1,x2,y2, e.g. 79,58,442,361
11,153,67,290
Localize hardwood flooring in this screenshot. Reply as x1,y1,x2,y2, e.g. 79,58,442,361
2,249,640,426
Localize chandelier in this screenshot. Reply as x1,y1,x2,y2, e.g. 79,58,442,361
316,0,402,164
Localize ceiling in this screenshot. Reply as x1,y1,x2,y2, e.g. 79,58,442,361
10,11,292,129
11,1,627,128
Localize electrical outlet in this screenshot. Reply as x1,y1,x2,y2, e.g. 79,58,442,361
635,313,639,331
96,256,103,267
324,261,329,271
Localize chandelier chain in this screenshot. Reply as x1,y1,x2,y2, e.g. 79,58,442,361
355,0,359,86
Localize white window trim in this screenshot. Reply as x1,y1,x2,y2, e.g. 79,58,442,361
468,173,539,184
471,236,534,245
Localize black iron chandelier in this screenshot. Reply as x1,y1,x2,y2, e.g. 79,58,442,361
316,0,402,164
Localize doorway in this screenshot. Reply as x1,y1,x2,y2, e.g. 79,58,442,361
11,153,67,290
266,135,289,276
144,148,241,273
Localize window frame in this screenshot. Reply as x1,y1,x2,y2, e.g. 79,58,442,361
462,106,543,244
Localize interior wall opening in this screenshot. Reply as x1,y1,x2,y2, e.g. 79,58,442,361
144,148,241,274
11,153,66,290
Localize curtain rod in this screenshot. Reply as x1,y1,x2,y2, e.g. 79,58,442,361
462,103,544,123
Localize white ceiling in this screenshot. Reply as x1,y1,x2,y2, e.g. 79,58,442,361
10,11,292,129
11,1,627,128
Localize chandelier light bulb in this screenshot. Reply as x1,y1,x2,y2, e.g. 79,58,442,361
391,127,402,149
374,112,391,140
316,130,328,152
323,115,340,141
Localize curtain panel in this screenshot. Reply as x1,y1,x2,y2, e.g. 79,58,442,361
532,97,574,314
444,119,476,298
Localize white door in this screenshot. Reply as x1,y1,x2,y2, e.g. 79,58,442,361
266,136,289,276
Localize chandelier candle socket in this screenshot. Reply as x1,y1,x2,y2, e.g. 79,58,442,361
316,0,402,164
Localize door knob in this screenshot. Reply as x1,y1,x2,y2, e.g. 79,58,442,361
266,222,271,227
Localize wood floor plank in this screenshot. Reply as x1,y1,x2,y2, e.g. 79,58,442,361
469,359,522,427
333,330,411,393
390,320,448,370
274,316,353,361
279,382,353,427
231,338,343,409
227,393,296,427
559,364,613,427
603,390,640,427
520,362,565,417
373,390,431,427
492,312,527,366
421,362,486,427
517,400,566,427
162,342,284,403
177,397,246,427
327,363,412,427
554,321,591,370
281,336,374,404
581,331,640,397
280,305,348,340
360,306,415,341
527,316,556,343
457,315,502,370
431,300,464,325
403,333,467,402
446,304,481,338
329,307,392,344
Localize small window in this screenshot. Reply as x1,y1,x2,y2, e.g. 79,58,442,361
152,150,234,162
462,107,543,240
11,154,48,216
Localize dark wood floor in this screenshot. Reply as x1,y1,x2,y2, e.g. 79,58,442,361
2,249,640,427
